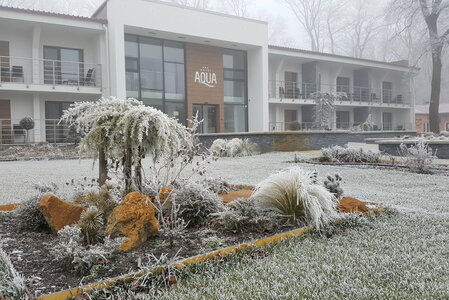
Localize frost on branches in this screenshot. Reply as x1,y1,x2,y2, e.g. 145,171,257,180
311,92,344,130
61,97,191,191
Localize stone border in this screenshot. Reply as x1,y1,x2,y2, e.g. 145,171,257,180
36,226,312,300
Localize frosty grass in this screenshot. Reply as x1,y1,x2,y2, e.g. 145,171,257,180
1,152,449,298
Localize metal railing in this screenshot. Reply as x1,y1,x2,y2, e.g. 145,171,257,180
0,119,71,145
268,80,410,105
0,56,102,88
268,121,412,132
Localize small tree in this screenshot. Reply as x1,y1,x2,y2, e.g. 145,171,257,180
61,97,189,192
312,92,343,130
19,117,34,144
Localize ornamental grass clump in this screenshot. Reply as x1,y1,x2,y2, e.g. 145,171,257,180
210,138,259,157
320,145,381,163
0,248,29,300
252,167,338,230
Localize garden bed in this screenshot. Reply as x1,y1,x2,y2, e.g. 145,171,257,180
0,206,297,297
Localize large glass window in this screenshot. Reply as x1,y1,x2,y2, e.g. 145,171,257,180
43,46,83,85
223,49,247,132
125,34,186,124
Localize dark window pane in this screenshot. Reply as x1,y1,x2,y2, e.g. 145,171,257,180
164,62,185,101
165,101,186,124
164,41,184,63
125,35,138,58
224,80,245,103
142,97,163,110
125,58,138,71
140,38,163,90
224,105,246,132
223,49,245,69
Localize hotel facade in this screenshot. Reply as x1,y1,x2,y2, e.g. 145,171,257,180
0,0,416,144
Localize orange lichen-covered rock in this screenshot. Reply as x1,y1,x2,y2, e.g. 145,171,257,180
0,203,19,211
106,192,160,252
38,193,87,232
219,190,254,204
339,197,368,213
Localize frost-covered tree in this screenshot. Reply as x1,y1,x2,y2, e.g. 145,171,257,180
61,97,189,192
312,92,343,130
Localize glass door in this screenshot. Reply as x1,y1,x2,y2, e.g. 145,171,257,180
382,112,393,130
192,104,218,134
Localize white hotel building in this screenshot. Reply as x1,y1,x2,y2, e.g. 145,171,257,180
0,0,416,144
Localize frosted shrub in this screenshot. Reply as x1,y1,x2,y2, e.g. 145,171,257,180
320,145,381,163
0,248,29,300
210,138,259,157
170,181,225,228
215,198,279,233
399,139,436,173
252,167,338,230
14,182,59,231
52,226,122,274
203,177,235,194
323,173,344,199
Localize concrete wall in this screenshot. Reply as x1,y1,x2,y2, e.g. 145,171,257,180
199,131,416,152
378,140,449,159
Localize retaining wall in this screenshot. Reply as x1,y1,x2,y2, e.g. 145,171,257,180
377,140,449,159
198,131,416,152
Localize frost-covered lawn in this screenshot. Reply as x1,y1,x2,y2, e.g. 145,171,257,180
1,152,449,298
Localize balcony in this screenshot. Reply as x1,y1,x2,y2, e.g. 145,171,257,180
0,118,71,145
268,121,414,132
0,56,102,93
268,80,410,106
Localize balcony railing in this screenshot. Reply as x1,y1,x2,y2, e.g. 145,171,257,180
0,119,72,145
0,56,102,89
268,80,410,105
268,121,413,132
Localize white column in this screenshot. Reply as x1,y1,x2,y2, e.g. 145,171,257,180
32,94,43,143
32,27,41,85
108,23,126,98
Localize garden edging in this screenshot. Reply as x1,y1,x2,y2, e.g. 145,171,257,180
36,226,312,300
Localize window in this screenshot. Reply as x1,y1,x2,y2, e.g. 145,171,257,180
446,123,449,131
382,82,393,103
336,111,350,129
383,112,393,130
125,34,186,124
43,46,83,85
45,101,73,143
336,77,350,94
223,49,247,132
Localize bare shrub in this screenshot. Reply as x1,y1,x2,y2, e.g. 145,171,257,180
399,139,436,173
320,145,381,163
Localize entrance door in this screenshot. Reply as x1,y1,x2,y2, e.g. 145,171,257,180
382,112,393,130
284,72,298,98
0,100,11,144
192,104,218,134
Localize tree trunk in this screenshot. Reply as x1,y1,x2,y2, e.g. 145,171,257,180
135,147,144,192
98,147,108,186
429,48,442,133
124,147,133,193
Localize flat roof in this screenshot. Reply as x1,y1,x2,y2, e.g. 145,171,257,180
269,45,419,71
92,0,267,25
0,4,107,24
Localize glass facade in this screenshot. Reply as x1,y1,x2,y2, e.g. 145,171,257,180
223,49,248,132
125,34,186,123
125,35,248,132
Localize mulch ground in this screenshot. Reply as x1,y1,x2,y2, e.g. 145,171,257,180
0,210,293,298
